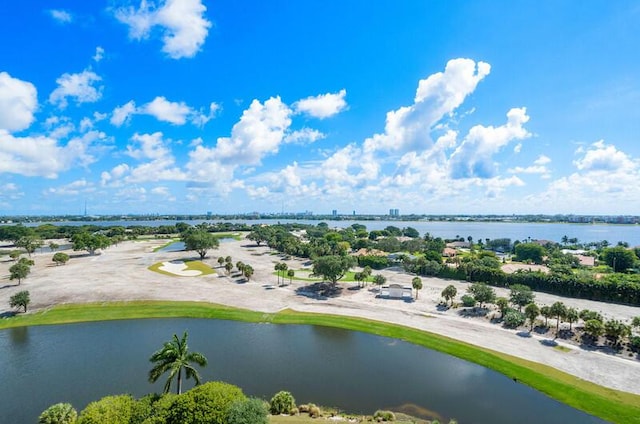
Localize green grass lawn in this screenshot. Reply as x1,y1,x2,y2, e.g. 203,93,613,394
1,301,639,423
148,260,216,277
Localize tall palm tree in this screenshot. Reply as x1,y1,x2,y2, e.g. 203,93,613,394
148,331,207,394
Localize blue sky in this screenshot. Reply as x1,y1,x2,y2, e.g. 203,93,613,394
1,1,639,216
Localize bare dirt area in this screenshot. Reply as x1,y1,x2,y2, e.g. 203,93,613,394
1,237,639,395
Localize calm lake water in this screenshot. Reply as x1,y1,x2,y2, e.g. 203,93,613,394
21,219,640,245
0,319,604,424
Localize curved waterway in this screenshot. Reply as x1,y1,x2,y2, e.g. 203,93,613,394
0,319,604,424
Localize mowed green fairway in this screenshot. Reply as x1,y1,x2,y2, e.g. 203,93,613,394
1,301,639,424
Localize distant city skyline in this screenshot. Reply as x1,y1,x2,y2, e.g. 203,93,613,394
1,1,639,215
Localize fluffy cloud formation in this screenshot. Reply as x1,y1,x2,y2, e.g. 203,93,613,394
294,89,347,119
364,58,491,153
93,46,105,62
0,129,105,178
0,72,38,132
573,140,634,172
114,0,212,59
102,132,185,185
49,70,103,108
448,107,531,178
508,155,551,177
49,9,73,24
110,97,218,126
46,179,94,196
204,96,292,165
283,128,325,144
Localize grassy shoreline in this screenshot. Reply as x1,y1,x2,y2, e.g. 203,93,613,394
1,301,639,423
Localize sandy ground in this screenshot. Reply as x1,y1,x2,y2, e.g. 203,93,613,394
1,237,639,396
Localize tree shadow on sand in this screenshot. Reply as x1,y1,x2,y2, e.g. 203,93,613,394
295,282,343,300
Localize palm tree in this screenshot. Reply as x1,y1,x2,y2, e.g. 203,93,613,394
412,277,422,299
148,331,207,394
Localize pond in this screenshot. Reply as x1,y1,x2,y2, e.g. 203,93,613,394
156,238,235,252
0,319,604,424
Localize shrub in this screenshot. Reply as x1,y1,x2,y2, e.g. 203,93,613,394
461,295,476,307
164,381,245,424
269,391,296,415
503,310,526,328
630,336,640,351
227,397,269,424
38,403,77,424
298,404,310,413
77,394,134,424
129,393,163,424
308,404,321,418
373,409,396,421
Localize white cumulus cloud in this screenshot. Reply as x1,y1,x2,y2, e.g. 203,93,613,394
49,70,103,108
294,89,347,119
110,97,217,126
0,72,38,132
114,0,212,59
49,9,73,24
573,140,634,172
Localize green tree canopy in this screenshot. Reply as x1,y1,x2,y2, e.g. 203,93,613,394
411,277,423,299
514,243,546,264
441,285,457,305
38,402,77,424
467,282,496,307
524,303,540,331
52,252,70,266
77,395,134,424
601,246,637,272
15,235,43,257
10,290,30,312
311,255,355,285
227,397,269,424
149,332,208,394
509,284,535,311
9,262,30,285
71,232,111,255
183,231,219,260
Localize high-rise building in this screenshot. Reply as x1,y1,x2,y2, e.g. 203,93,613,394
389,208,400,217
332,209,337,216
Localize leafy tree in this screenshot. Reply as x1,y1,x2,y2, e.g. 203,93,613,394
149,332,208,394
218,257,226,267
164,381,245,424
312,255,355,285
441,285,457,306
38,402,78,424
509,284,535,311
372,274,386,289
15,235,43,257
549,301,567,336
601,246,637,272
9,262,30,285
354,272,364,288
496,297,509,319
9,250,21,261
225,262,233,275
524,303,540,331
225,256,232,264
467,282,496,307
183,231,219,260
48,242,59,252
514,243,546,264
52,252,70,266
632,316,640,329
287,269,295,285
403,226,420,238
503,310,526,328
565,307,579,331
77,394,134,424
71,232,111,255
236,261,245,273
604,319,631,345
227,397,269,424
584,319,605,340
270,391,296,415
540,305,552,327
579,309,603,323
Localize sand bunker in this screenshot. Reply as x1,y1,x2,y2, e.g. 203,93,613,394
158,260,202,276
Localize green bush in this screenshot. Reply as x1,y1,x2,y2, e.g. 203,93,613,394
129,394,163,424
77,395,134,424
461,295,476,307
503,310,526,328
373,409,396,421
164,381,245,424
269,390,296,415
38,402,78,424
227,397,269,424
629,336,640,351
